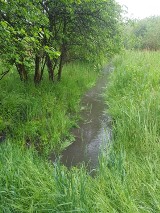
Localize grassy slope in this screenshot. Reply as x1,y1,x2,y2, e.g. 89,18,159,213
1,51,160,212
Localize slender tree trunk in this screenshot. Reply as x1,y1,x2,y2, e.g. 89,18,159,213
57,51,64,81
40,57,46,81
34,55,41,84
16,62,28,82
46,55,54,81
57,16,67,81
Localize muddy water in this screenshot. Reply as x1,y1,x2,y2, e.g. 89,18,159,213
54,66,113,169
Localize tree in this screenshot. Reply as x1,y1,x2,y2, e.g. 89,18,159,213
123,16,160,51
0,0,122,83
42,0,122,80
0,0,59,83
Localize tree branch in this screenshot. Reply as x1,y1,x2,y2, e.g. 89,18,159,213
0,70,10,80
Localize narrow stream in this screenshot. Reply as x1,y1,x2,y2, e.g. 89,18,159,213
52,65,113,170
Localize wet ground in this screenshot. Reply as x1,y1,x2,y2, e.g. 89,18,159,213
52,65,113,169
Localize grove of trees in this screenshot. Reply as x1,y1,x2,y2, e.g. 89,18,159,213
0,0,122,83
123,16,160,50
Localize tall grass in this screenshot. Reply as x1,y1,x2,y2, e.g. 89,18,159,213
0,142,95,212
0,62,97,154
1,51,160,212
102,50,160,212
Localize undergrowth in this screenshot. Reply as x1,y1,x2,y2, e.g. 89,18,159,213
0,62,97,154
1,51,160,212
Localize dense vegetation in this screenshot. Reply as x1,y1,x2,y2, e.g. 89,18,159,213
1,51,160,212
1,0,160,212
123,16,160,50
0,0,122,151
0,63,97,153
0,0,121,83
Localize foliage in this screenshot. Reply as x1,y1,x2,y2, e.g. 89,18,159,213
0,0,122,82
123,16,160,50
0,0,63,83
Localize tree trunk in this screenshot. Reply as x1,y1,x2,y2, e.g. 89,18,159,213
34,55,41,84
16,62,28,82
57,16,67,81
57,51,64,81
46,55,54,81
40,57,46,81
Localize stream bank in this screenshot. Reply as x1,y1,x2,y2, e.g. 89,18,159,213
51,65,113,170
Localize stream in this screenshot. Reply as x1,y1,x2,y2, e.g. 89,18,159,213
51,65,113,170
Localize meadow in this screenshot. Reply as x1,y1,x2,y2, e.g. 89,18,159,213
1,51,160,212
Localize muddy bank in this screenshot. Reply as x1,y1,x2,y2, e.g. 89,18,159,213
51,65,113,169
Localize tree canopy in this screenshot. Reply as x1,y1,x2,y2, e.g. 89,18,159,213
0,0,122,83
123,16,160,50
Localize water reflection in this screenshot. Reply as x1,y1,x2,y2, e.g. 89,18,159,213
52,66,113,169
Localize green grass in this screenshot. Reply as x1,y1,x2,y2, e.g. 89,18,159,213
0,142,95,212
0,62,97,154
1,51,160,212
103,50,160,212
